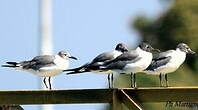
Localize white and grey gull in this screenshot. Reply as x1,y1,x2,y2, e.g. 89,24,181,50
99,42,160,88
144,43,195,87
2,51,77,89
64,43,128,88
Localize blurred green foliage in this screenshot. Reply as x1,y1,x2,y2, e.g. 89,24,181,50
133,0,198,71
114,0,198,110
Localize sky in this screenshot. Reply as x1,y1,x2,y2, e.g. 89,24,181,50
0,0,165,109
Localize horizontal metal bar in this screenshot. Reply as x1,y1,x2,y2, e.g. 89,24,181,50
123,87,198,102
0,89,113,105
1,87,198,105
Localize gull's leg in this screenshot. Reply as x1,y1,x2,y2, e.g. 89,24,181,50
108,74,111,88
111,73,114,88
130,73,133,88
159,73,163,87
165,74,169,87
133,73,137,88
48,77,52,90
43,77,48,89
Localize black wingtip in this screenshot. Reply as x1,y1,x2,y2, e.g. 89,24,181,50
64,63,90,72
1,65,19,68
6,62,17,65
66,71,87,75
2,62,19,68
1,65,9,67
65,67,89,75
63,69,75,72
66,72,79,75
64,68,88,75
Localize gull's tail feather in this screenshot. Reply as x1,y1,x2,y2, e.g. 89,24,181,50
64,63,90,75
2,62,20,68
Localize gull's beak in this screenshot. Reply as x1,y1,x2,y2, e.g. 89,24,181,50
188,49,196,54
69,56,78,60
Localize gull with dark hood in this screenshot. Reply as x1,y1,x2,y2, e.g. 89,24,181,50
144,43,196,87
64,43,129,88
100,42,160,88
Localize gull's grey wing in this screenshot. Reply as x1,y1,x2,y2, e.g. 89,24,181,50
145,51,173,71
87,51,116,70
109,51,139,63
32,55,55,64
152,50,174,60
65,51,117,73
91,51,115,64
103,51,141,70
145,56,172,71
21,55,55,70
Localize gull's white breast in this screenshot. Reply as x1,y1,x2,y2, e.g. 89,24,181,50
160,49,186,74
124,49,153,73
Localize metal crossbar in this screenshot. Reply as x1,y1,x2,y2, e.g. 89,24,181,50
1,87,198,110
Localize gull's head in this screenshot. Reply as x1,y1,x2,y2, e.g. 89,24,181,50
139,42,160,52
58,51,78,60
115,43,128,53
177,43,195,54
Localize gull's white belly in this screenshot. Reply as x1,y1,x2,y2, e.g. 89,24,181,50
144,66,167,75
32,66,63,77
18,65,66,77
145,64,178,75
124,63,149,73
34,71,62,77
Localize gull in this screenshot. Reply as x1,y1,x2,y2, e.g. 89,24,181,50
2,51,77,89
64,43,128,88
100,43,160,88
144,43,195,87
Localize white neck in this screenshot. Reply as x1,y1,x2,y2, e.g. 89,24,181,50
136,47,143,52
176,48,185,53
113,50,123,58
136,46,152,59
54,55,69,70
